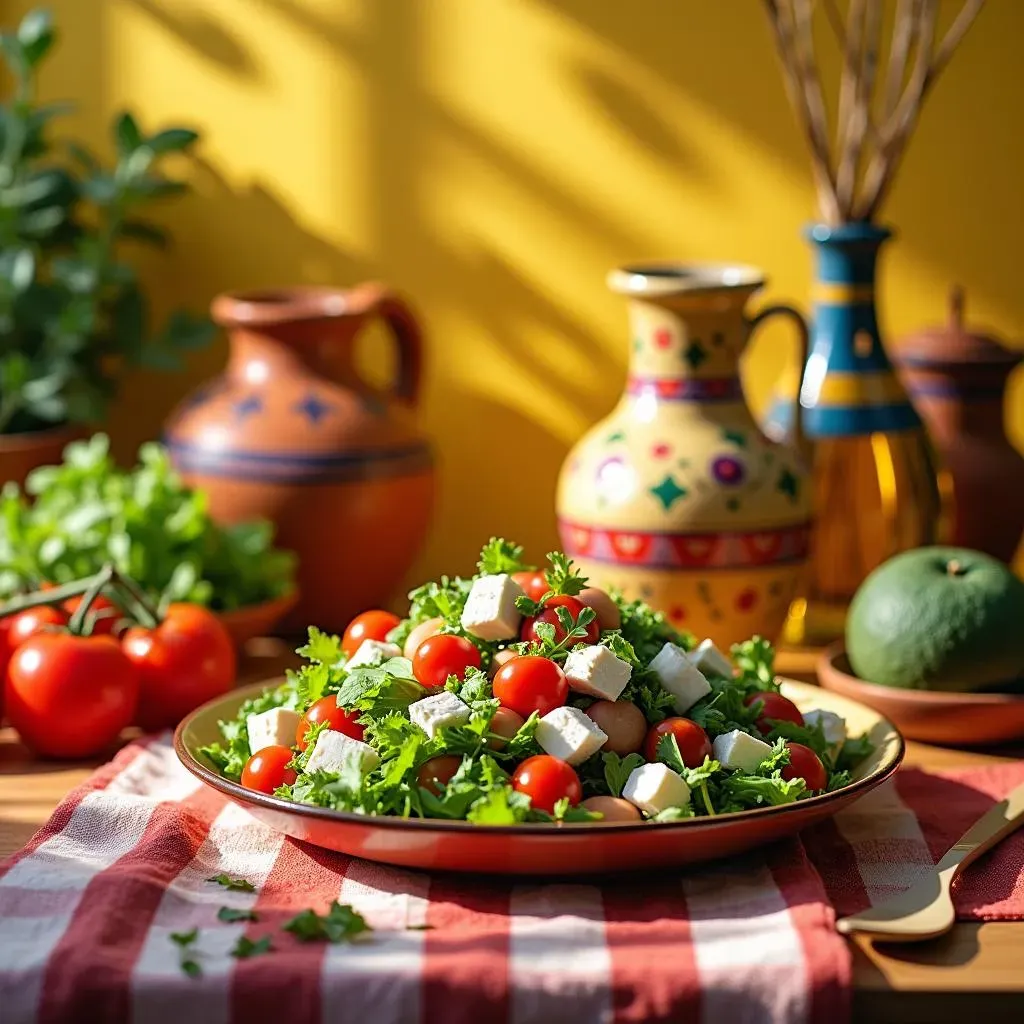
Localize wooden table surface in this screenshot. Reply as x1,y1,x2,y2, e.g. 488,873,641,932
1,642,1021,1023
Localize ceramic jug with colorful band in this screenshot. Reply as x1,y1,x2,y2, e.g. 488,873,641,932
557,263,812,649
764,224,943,642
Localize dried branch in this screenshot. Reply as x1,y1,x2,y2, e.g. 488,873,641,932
930,0,986,82
884,0,918,118
763,0,840,221
841,0,882,214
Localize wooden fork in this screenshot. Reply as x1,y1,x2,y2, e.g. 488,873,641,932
836,781,1024,942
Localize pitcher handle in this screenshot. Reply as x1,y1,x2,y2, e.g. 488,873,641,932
747,303,810,456
348,282,425,406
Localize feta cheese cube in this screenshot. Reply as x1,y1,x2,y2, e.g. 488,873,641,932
803,709,846,748
246,707,301,755
621,763,691,816
563,645,632,701
535,706,608,766
408,690,472,739
649,642,711,713
347,639,401,670
304,729,380,775
460,573,525,641
712,729,774,772
688,639,734,679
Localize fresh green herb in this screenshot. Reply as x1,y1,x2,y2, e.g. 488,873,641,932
297,627,344,667
836,733,875,771
230,935,273,959
335,658,424,717
466,785,531,824
0,436,295,608
612,592,692,664
218,906,259,923
207,874,256,893
287,718,332,772
170,928,201,977
602,751,645,797
651,805,694,822
543,551,588,597
283,902,372,943
730,636,777,691
517,606,598,662
477,537,531,576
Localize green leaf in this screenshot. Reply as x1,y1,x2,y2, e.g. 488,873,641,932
836,733,874,772
297,625,343,665
602,751,644,797
283,901,371,943
115,111,143,154
66,141,99,171
231,935,273,959
1,249,34,292
148,127,200,153
170,927,198,947
17,9,54,66
543,551,588,596
217,906,259,923
207,874,256,892
119,219,169,248
466,785,530,824
181,958,202,978
477,537,530,575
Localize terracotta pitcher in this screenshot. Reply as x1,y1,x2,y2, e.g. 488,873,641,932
557,263,813,649
164,284,434,634
894,288,1024,563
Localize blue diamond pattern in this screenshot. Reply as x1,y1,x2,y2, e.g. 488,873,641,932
233,394,263,420
293,392,335,425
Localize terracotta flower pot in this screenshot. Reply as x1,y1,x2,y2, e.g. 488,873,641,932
164,284,435,635
0,425,84,489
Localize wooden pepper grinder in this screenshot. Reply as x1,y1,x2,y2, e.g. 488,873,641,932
894,288,1024,563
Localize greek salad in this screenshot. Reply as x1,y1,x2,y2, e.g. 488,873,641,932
200,540,873,824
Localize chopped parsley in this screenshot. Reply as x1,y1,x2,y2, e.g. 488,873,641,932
283,901,372,943
207,874,256,893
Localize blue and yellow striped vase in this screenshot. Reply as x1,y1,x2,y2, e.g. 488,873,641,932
766,223,944,642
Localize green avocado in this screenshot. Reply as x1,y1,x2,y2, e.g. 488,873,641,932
846,547,1024,692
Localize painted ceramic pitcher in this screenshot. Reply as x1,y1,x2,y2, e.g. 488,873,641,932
165,284,434,634
765,224,943,642
557,263,813,649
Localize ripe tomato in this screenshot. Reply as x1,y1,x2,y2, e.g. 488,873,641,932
512,755,582,814
512,570,549,602
241,745,297,794
487,705,526,749
402,616,443,660
744,691,805,734
643,717,713,767
493,656,567,718
122,604,236,731
342,610,401,658
6,633,139,758
416,754,462,795
412,633,482,690
781,742,827,791
296,695,365,750
520,595,600,647
6,605,69,650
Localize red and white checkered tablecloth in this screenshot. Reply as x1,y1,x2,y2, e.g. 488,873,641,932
0,737,1021,1024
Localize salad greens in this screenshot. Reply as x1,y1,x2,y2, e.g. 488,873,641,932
0,433,295,611
202,539,873,824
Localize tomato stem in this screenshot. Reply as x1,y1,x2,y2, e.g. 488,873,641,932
67,564,117,636
108,572,161,629
0,577,97,618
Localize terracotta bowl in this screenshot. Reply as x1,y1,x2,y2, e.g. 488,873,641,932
817,643,1024,748
214,591,298,649
175,678,903,876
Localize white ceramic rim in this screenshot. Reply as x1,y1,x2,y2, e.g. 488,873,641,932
608,262,766,297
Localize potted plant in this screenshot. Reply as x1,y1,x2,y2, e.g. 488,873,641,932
0,8,213,486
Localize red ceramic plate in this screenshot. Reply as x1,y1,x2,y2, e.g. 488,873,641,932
175,679,903,876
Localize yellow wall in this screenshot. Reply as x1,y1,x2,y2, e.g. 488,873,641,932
6,0,1024,583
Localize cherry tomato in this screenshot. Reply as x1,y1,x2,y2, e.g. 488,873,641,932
296,695,365,750
241,745,297,794
6,605,69,650
403,616,443,661
416,754,462,795
487,706,526,749
6,633,139,758
781,742,828,791
122,604,236,731
512,755,582,814
744,691,805,734
0,618,11,718
342,610,401,658
581,795,642,822
577,587,621,631
643,717,713,767
512,570,549,602
493,656,568,718
520,595,600,647
412,633,482,690
585,700,646,755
